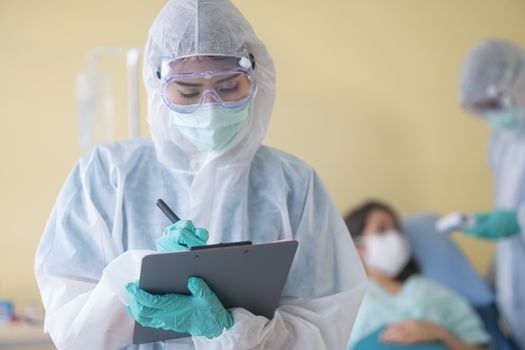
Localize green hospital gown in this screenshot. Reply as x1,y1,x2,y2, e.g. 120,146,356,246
348,275,490,349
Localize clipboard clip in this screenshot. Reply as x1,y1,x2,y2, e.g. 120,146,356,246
190,241,253,251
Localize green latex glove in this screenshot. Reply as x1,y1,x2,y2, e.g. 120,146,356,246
462,209,521,240
125,277,234,339
156,220,209,252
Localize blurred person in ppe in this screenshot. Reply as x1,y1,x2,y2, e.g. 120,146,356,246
34,0,367,349
458,38,525,349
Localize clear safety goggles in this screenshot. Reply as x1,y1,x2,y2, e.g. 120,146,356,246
466,85,516,115
157,55,256,114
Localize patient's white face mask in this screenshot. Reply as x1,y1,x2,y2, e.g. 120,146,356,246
363,230,411,278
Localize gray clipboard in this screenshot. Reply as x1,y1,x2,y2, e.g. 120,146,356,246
132,240,298,344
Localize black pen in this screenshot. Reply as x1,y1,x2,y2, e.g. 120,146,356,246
156,199,180,223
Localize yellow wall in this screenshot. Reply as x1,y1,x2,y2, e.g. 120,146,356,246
1,0,525,309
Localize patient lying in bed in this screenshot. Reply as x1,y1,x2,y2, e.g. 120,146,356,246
345,200,490,350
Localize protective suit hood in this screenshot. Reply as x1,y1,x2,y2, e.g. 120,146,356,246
459,39,525,111
143,0,276,172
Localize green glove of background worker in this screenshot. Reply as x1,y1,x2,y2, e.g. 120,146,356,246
125,277,234,338
156,219,209,251
462,209,521,240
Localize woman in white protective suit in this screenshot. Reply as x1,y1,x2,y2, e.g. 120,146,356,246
34,0,367,349
458,39,525,350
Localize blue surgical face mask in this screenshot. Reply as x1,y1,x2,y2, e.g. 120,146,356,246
170,101,253,152
484,107,525,132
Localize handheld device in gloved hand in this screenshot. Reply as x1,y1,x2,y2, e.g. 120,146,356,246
437,209,521,240
435,212,476,233
462,209,520,240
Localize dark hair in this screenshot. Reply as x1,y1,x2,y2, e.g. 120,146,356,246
344,200,420,283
